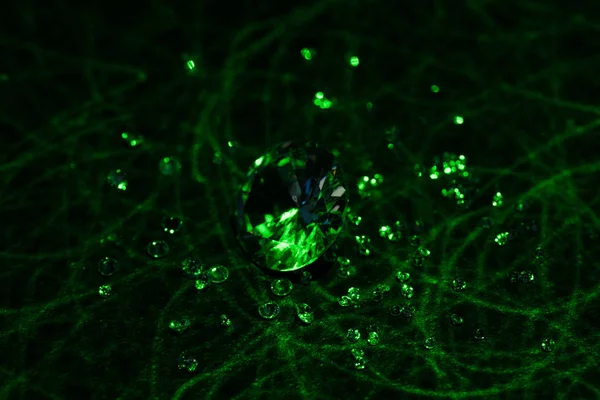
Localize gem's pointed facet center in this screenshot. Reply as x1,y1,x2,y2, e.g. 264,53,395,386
235,141,348,272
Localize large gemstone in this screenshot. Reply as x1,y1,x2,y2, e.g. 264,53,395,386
235,141,348,272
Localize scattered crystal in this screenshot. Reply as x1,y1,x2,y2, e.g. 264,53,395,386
207,265,229,283
337,257,351,266
271,278,293,296
147,240,170,259
541,338,555,352
338,295,351,307
450,314,464,326
348,287,361,302
337,264,356,278
376,283,390,293
368,332,379,345
389,305,402,316
121,132,144,147
518,270,535,284
401,284,414,299
379,224,401,242
258,301,280,320
182,257,204,279
169,318,191,333
234,141,348,272
97,257,119,277
219,314,232,328
162,216,183,234
177,351,198,372
300,270,312,285
495,232,509,246
452,278,467,292
355,235,371,256
195,279,209,291
351,348,365,360
107,169,127,190
396,271,410,282
401,304,415,319
346,328,360,342
159,156,182,176
296,303,314,324
424,337,437,350
354,358,367,370
98,284,113,298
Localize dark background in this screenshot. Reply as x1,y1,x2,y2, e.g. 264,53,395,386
1,1,600,399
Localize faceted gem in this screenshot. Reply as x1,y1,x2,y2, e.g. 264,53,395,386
348,287,361,302
346,328,360,342
147,240,170,259
169,318,191,333
396,271,410,282
97,257,119,276
296,303,314,324
401,284,414,299
182,257,204,279
162,216,183,234
207,265,229,283
234,141,348,272
518,270,535,284
271,278,293,296
351,348,365,360
177,351,198,372
258,301,280,320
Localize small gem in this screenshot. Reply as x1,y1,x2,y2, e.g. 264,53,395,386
169,318,191,333
354,359,367,370
195,279,209,291
258,301,280,320
401,304,416,319
351,348,365,360
98,284,113,298
296,303,314,324
348,287,361,302
346,328,360,342
450,314,464,325
401,284,414,299
234,141,348,272
107,169,127,190
368,332,379,345
338,296,351,307
97,257,119,277
271,278,293,296
159,157,182,176
396,271,410,282
177,351,198,372
541,338,555,352
147,240,170,259
162,216,183,234
452,278,467,292
207,265,229,283
219,315,232,328
518,270,535,284
182,257,204,279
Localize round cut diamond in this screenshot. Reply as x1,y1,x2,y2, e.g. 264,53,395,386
235,141,348,272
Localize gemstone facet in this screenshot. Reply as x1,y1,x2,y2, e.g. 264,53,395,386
235,141,348,272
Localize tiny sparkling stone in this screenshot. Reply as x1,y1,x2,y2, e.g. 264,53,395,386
351,348,365,360
271,278,293,296
219,314,232,327
424,337,437,350
234,141,348,272
296,303,315,324
474,328,485,341
98,284,113,298
452,278,467,292
195,279,209,291
147,240,170,259
169,318,191,333
338,295,351,307
337,265,356,278
300,270,312,285
162,216,183,234
348,287,361,302
401,284,414,299
337,257,351,266
182,257,204,279
177,351,198,372
354,359,367,370
159,156,182,176
346,328,360,342
518,270,535,284
376,283,390,293
107,169,128,190
396,271,410,282
401,304,416,319
368,332,379,345
541,338,555,352
258,301,280,320
97,257,119,277
207,265,229,283
450,314,464,325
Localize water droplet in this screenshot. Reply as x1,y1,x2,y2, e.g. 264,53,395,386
424,337,437,350
169,318,191,333
98,284,113,298
159,157,182,176
219,314,232,328
401,304,415,319
97,257,119,276
258,301,280,319
396,271,410,282
346,328,360,342
368,332,379,345
376,283,390,293
177,351,198,372
107,169,127,190
147,240,170,259
162,216,183,234
337,257,351,266
182,257,204,279
271,278,293,296
337,264,356,278
452,278,467,291
401,284,414,299
235,142,348,272
541,338,555,352
296,303,314,324
450,313,463,325
207,265,229,283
